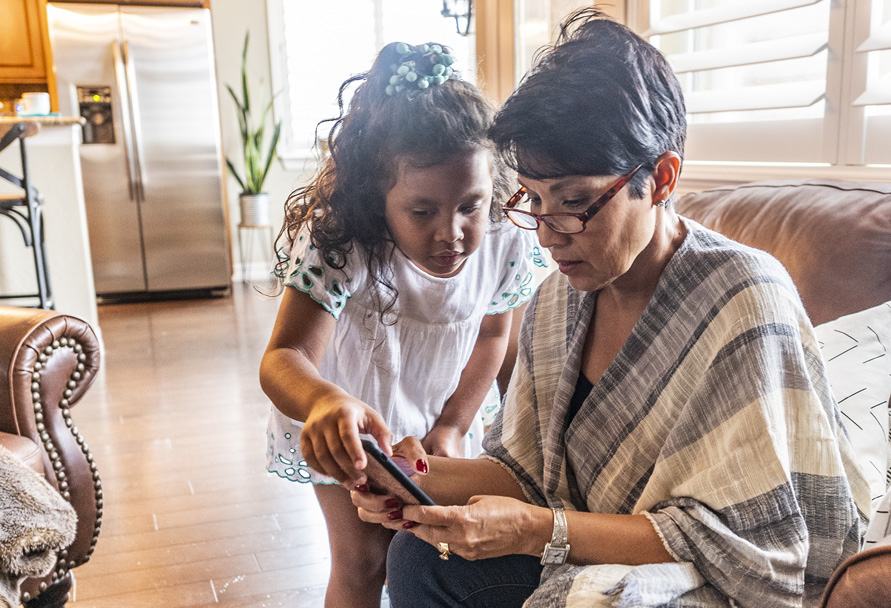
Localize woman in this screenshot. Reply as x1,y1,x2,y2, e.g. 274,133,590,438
351,9,870,607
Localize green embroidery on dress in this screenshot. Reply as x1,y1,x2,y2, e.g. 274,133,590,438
531,246,548,268
272,247,291,279
481,401,500,427
498,271,534,308
274,432,313,482
286,253,351,317
290,263,325,290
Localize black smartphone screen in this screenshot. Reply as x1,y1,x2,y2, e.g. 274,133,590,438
361,439,436,506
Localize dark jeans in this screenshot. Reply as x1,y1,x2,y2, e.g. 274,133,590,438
386,531,544,607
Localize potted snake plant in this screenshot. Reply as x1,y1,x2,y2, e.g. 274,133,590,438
226,32,281,226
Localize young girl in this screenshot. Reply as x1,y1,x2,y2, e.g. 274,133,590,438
260,42,545,607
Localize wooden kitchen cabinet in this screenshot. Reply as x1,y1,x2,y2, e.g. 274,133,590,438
130,0,207,5
50,0,209,6
0,0,52,83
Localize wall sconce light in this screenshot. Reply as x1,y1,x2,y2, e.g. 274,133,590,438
441,0,473,36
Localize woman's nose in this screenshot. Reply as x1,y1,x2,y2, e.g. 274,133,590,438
534,222,563,249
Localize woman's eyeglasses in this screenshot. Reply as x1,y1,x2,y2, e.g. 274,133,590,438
504,165,643,234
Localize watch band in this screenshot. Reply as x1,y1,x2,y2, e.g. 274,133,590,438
551,507,567,546
540,507,570,565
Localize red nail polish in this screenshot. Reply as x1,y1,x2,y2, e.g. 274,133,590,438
355,484,369,493
387,510,403,520
416,460,428,474
385,498,400,509
402,521,415,529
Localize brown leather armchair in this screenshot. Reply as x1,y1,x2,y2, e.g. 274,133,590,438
0,307,101,607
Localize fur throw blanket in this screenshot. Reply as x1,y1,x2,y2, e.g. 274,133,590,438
0,444,77,608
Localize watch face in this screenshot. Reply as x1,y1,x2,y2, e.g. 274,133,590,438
541,545,569,566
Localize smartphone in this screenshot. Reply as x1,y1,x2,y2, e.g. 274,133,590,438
361,439,436,506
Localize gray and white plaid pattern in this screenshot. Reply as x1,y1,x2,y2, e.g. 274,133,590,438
483,221,869,608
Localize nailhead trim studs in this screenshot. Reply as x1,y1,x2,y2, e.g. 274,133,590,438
28,337,101,601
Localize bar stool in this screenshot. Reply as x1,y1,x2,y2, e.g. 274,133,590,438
0,122,53,309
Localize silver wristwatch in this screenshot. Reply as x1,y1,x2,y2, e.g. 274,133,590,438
540,507,570,565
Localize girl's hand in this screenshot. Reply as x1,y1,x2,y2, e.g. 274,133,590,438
359,494,546,561
301,394,392,485
350,435,430,523
422,424,464,458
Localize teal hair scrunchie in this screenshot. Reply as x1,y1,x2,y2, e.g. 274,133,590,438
385,42,456,96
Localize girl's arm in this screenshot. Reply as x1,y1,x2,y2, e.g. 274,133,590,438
260,287,392,485
423,310,513,456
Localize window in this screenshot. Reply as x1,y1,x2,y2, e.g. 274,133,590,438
852,0,891,164
635,0,891,169
266,0,476,167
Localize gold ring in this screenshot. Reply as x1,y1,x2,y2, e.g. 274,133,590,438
437,541,451,561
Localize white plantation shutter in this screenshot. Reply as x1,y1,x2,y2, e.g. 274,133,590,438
851,0,891,164
267,0,476,161
644,0,835,163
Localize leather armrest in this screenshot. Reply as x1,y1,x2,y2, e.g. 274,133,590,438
821,545,891,608
0,431,44,474
0,306,102,601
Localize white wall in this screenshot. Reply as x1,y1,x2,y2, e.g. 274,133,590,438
209,0,313,282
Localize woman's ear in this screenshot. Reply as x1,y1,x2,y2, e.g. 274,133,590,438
651,151,682,205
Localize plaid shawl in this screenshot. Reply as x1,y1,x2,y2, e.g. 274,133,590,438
482,221,870,607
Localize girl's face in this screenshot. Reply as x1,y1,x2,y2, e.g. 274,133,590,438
384,149,493,278
519,173,656,292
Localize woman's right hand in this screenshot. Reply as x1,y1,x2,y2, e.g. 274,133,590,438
300,394,392,485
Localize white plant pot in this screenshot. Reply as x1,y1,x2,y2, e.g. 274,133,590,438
239,192,271,226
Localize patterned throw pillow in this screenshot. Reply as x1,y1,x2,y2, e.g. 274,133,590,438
814,301,891,514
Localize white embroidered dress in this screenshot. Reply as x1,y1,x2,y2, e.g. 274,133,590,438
266,221,547,484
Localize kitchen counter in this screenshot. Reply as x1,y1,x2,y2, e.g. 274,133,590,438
0,117,99,332
0,115,85,127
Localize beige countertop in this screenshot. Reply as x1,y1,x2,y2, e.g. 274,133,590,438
0,115,85,126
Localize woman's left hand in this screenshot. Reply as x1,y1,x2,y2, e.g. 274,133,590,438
421,424,464,458
366,494,546,561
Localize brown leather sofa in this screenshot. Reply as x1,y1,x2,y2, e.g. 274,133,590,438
676,179,891,326
0,307,102,607
676,178,891,607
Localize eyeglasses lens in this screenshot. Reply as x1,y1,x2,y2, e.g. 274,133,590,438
506,209,538,229
506,191,586,234
543,216,584,234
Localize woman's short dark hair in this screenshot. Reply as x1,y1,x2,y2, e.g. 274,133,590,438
488,7,686,198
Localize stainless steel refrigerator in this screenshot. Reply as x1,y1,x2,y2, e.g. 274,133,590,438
47,2,231,297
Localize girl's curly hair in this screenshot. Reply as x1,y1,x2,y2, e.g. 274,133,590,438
272,42,509,322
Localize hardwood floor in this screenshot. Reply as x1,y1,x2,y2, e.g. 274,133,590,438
66,285,366,607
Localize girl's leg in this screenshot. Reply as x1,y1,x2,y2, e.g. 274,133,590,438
314,484,394,608
386,530,543,608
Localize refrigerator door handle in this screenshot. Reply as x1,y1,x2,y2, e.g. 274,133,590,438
112,40,138,202
122,41,147,201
